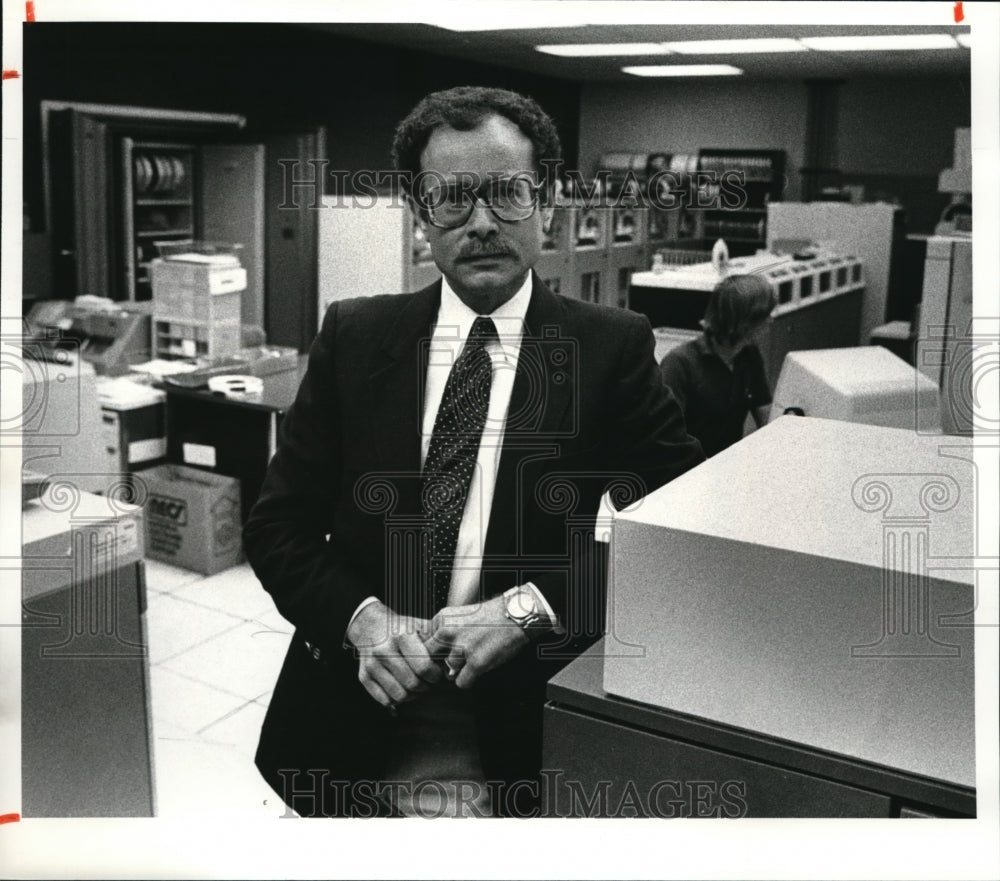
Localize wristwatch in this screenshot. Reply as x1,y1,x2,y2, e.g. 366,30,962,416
503,585,547,632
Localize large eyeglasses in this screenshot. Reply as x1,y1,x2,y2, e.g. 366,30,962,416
418,175,543,229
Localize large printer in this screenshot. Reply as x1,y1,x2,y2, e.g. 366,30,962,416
543,416,976,817
629,248,865,383
630,247,863,327
26,298,152,376
19,345,107,495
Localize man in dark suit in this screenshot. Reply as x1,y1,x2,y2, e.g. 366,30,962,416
243,86,704,818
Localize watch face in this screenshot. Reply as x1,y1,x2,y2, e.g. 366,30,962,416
507,590,536,620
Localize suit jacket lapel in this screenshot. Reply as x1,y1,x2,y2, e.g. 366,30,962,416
368,282,441,510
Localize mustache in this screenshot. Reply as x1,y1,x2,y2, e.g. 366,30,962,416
458,241,513,259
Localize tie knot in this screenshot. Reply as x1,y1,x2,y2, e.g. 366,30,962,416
469,316,498,345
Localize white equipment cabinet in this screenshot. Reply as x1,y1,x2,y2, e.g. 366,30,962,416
604,417,975,804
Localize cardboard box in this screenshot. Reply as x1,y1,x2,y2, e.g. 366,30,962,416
141,464,243,574
150,257,247,300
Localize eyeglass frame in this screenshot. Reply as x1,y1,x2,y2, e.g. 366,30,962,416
412,172,548,230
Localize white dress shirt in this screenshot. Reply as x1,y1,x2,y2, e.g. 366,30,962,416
347,274,557,629
422,274,530,607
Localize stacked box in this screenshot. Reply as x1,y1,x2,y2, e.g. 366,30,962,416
150,257,246,360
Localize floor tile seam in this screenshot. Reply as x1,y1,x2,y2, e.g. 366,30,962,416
195,696,264,737
148,617,248,665
155,590,268,623
145,577,204,594
153,654,260,703
155,618,292,663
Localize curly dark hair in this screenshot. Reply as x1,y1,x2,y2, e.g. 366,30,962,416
391,86,562,195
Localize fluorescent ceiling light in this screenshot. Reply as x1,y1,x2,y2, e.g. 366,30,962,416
426,2,588,32
433,21,585,31
537,43,671,57
623,64,743,77
955,33,971,48
664,38,806,54
800,34,960,51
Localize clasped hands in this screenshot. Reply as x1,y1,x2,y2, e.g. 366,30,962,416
346,596,532,712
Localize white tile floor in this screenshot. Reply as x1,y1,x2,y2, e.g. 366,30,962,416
143,558,293,818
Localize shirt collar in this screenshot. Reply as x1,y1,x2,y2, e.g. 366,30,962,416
438,273,532,359
696,332,751,365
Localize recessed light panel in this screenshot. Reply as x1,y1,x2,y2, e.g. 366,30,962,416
664,38,807,54
623,64,744,77
536,43,671,57
800,34,960,52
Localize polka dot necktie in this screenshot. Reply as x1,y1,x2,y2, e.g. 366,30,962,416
423,316,498,613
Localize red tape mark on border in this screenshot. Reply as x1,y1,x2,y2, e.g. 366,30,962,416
3,70,21,80
954,2,964,23
0,813,21,824
26,1,36,22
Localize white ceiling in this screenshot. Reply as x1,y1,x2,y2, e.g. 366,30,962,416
306,23,972,82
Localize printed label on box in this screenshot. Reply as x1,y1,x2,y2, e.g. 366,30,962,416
148,492,188,525
183,442,217,468
129,437,167,463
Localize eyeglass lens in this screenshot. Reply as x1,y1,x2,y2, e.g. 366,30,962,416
421,177,538,228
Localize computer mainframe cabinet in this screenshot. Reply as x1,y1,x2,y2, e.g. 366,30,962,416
21,489,154,817
552,417,976,819
543,641,974,818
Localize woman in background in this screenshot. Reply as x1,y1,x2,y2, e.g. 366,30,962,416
659,273,777,457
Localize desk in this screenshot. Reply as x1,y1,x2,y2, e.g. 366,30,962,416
21,488,154,816
161,375,299,524
154,354,304,522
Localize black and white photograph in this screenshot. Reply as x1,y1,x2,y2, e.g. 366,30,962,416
1,1,998,878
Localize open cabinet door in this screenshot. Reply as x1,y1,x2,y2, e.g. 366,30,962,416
261,127,326,352
47,108,112,299
43,101,247,304
200,144,266,333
